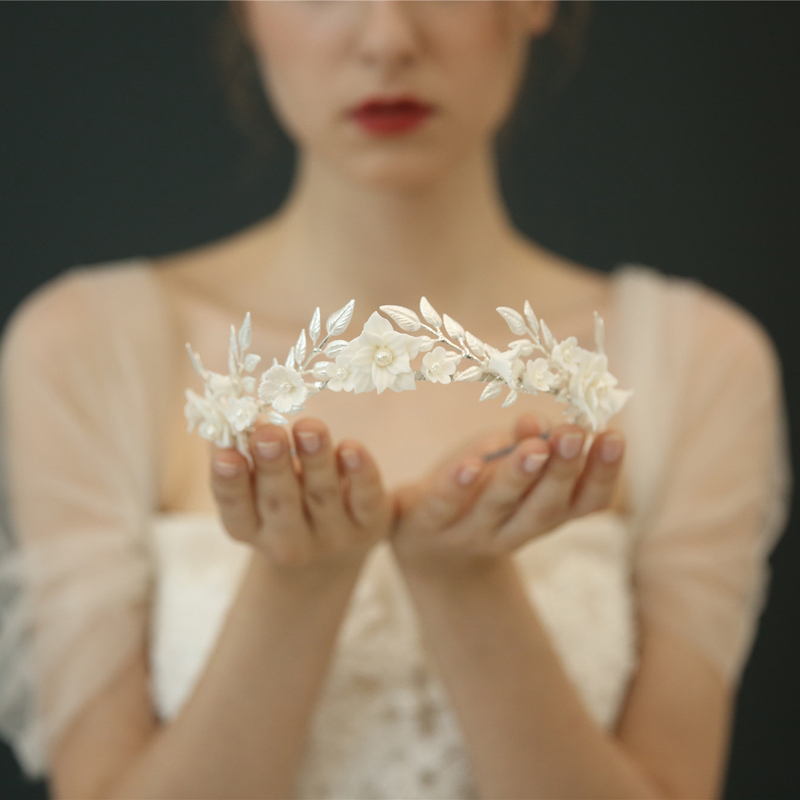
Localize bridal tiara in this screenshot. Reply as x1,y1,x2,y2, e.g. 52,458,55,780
184,298,634,467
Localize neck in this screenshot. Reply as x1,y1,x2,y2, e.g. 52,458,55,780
257,144,545,321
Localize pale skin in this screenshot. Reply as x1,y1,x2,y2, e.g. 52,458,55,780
50,2,733,799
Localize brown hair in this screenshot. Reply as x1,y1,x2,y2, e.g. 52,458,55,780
211,1,592,156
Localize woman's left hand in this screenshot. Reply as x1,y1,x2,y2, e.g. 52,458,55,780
391,414,625,570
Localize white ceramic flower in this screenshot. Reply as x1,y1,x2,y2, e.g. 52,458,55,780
322,346,363,392
199,405,232,448
224,395,261,434
421,346,459,384
258,364,309,413
207,373,234,398
487,348,524,388
522,357,558,393
549,336,579,373
566,349,633,430
184,388,207,433
348,311,421,394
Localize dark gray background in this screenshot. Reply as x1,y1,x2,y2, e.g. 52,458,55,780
1,2,798,797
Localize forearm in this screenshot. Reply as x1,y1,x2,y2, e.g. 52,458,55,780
109,550,365,800
399,554,664,800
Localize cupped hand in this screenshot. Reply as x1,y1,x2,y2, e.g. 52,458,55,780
391,414,625,569
210,418,392,571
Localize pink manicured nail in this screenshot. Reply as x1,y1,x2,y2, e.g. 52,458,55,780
521,452,549,474
558,432,584,460
456,463,481,486
296,430,321,454
255,439,282,460
214,460,241,478
341,447,361,471
600,434,624,464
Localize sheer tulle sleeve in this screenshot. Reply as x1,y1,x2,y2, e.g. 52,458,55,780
627,274,792,684
0,261,173,777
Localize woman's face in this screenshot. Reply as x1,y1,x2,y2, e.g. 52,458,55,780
239,0,556,189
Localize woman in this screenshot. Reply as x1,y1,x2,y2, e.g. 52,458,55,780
0,2,791,798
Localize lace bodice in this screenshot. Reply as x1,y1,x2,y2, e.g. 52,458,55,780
149,509,635,799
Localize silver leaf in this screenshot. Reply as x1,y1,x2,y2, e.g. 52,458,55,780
309,307,321,345
416,335,436,352
295,328,307,364
540,319,555,349
230,324,241,361
465,331,485,358
594,311,605,355
501,390,519,408
267,410,288,426
523,301,539,337
326,299,355,337
312,361,331,379
186,343,205,377
285,348,296,370
324,339,349,356
244,353,261,372
379,304,422,332
479,381,504,402
419,296,442,328
228,348,237,376
238,312,252,353
443,313,465,341
496,306,527,336
508,339,534,357
454,365,484,382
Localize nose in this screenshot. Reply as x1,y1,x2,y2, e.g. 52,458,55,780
354,1,422,75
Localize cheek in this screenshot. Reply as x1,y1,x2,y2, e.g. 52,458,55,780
429,4,531,139
243,3,352,144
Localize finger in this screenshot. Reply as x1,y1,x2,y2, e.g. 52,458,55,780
469,437,551,532
409,456,487,532
570,431,625,517
250,424,312,560
499,425,587,542
293,418,350,536
210,446,259,543
338,440,391,531
513,413,550,442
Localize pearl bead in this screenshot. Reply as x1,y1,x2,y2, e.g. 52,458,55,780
281,381,293,393
428,362,441,374
336,367,348,380
374,348,393,367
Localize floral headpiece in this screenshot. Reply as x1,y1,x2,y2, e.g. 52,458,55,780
184,298,633,467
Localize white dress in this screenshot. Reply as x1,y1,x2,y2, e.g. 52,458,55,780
0,258,791,798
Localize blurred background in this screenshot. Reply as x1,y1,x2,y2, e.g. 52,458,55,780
0,2,797,797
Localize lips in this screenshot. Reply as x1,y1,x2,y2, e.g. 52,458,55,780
351,96,435,135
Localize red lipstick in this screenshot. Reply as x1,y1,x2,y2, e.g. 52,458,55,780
351,95,435,135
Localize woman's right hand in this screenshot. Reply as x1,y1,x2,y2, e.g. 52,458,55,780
210,417,392,571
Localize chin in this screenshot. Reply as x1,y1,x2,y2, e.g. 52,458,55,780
344,148,464,192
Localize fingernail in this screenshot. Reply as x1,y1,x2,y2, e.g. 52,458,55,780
521,452,549,474
341,447,361,472
456,463,481,486
600,434,624,464
558,432,584,460
255,439,282,460
296,430,321,455
214,460,241,478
